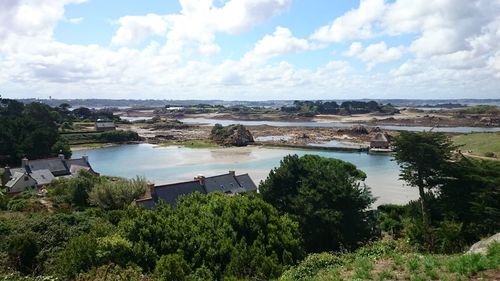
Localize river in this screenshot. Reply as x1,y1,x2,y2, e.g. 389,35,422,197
180,118,500,133
73,144,419,206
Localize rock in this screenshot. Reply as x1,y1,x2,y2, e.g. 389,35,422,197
467,233,500,255
211,124,254,146
350,125,369,135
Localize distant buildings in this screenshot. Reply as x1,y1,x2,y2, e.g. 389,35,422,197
370,132,391,151
2,155,97,194
136,171,257,209
95,120,116,131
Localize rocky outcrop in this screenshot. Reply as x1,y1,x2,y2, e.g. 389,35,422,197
467,233,500,255
211,124,254,146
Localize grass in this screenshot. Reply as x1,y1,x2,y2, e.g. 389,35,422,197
70,143,113,150
453,132,500,157
159,139,220,149
279,240,500,281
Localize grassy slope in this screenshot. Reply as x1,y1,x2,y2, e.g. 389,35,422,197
453,132,500,157
280,240,500,281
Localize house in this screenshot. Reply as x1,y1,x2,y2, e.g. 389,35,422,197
95,120,116,131
2,154,98,194
370,132,390,150
136,171,257,209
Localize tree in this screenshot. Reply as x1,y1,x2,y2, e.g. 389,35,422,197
260,154,376,252
392,131,455,228
155,254,191,281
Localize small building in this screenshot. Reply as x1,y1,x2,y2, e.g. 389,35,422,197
95,120,116,131
3,154,98,194
136,171,257,209
370,132,390,149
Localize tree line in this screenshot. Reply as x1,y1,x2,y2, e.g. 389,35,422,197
281,100,399,116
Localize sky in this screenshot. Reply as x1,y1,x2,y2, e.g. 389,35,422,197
0,0,499,100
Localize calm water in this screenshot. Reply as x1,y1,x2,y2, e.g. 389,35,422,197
74,144,419,206
180,118,500,133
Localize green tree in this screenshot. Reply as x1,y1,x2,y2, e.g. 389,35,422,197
260,154,376,252
155,254,191,281
392,131,455,228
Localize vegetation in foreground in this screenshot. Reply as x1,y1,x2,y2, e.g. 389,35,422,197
280,240,500,281
453,132,500,158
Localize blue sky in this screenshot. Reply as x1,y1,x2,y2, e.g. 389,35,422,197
0,0,499,100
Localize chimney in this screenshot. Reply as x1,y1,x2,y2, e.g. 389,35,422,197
82,155,89,162
147,183,155,196
229,170,236,177
195,175,206,185
22,157,29,168
58,150,65,160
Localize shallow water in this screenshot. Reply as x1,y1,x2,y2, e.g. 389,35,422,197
180,118,500,133
73,144,419,206
307,140,367,149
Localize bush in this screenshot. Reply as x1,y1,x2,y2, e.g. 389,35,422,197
97,130,140,142
89,177,147,210
6,233,39,274
279,253,344,280
154,254,191,281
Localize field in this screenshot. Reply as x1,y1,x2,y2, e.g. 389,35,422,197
452,132,500,158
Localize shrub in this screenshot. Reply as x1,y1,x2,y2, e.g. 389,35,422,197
89,177,147,210
6,233,39,274
154,254,191,281
279,253,344,280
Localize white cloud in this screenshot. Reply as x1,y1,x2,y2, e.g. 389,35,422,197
242,26,311,64
0,0,499,100
111,14,168,46
345,41,404,69
111,0,290,56
311,0,385,43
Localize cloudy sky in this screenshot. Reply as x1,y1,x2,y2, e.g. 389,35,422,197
1,0,500,100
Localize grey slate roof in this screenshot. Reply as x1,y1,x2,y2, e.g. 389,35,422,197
204,174,242,193
30,169,55,186
153,180,206,207
27,158,70,176
4,157,96,193
95,122,115,128
5,172,27,188
235,174,258,192
137,172,257,209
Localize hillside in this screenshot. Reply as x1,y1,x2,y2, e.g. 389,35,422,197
280,240,500,281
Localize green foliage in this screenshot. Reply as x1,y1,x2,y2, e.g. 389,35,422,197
55,234,97,278
280,100,398,115
97,130,140,142
0,99,72,165
279,253,344,280
154,254,191,281
48,171,100,208
120,193,304,279
75,264,152,281
89,177,147,210
280,241,500,281
6,233,39,274
393,131,456,191
260,154,376,252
